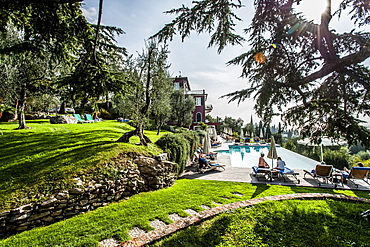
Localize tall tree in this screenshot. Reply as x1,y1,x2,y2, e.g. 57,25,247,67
0,25,58,128
153,0,370,147
169,90,196,128
58,24,128,112
0,1,92,128
117,41,172,145
150,82,173,135
220,116,244,134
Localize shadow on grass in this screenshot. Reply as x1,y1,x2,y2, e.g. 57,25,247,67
0,128,126,208
250,183,270,198
151,214,232,247
151,200,370,247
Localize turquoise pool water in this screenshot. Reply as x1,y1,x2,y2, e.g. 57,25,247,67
217,145,317,170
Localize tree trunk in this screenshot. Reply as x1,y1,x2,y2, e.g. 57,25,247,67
117,125,152,146
156,123,162,135
17,84,30,129
59,101,66,114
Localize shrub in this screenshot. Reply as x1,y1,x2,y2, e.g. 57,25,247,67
146,119,157,131
356,150,370,161
323,147,350,169
179,130,200,157
155,133,192,175
100,109,111,119
283,139,297,152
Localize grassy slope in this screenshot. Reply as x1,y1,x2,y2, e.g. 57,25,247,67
0,120,165,211
151,199,370,247
0,179,369,246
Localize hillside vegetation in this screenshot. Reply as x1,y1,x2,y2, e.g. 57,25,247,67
0,120,165,211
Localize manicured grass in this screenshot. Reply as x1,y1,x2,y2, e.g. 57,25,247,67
151,199,370,247
0,120,165,211
0,179,369,246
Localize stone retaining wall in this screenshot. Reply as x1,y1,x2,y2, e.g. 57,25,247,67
0,154,177,237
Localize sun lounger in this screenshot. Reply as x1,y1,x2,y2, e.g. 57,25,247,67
342,167,370,188
304,164,336,188
73,114,90,123
277,167,300,184
205,152,218,160
84,114,95,123
198,158,225,173
252,166,270,181
200,162,225,173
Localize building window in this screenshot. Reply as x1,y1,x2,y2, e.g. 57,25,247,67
174,82,180,90
196,112,202,122
195,97,202,106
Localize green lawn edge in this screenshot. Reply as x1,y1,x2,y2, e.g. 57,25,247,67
1,179,369,246
0,120,166,211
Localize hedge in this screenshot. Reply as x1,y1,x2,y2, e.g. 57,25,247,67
155,131,198,176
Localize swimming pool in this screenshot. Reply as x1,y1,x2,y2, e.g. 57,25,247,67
217,145,317,170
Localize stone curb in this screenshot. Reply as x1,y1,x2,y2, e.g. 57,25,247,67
119,193,370,247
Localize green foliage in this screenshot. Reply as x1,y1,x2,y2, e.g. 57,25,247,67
355,150,370,161
151,199,370,247
154,0,370,148
112,41,172,140
219,116,244,134
155,132,195,175
169,90,195,127
100,108,111,119
58,24,128,111
323,148,351,169
283,139,321,162
0,120,164,211
198,122,207,130
244,122,255,137
272,133,282,144
1,179,368,246
196,130,207,137
178,130,200,157
283,139,297,151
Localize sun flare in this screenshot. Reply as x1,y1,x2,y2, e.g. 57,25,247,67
295,0,342,23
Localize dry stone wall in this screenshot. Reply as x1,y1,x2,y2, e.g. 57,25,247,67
0,154,177,237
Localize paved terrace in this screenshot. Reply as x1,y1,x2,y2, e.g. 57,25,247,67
181,139,370,191
100,138,370,247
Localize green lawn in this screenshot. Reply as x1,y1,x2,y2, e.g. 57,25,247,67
1,120,370,247
0,120,165,211
151,198,370,247
0,180,369,246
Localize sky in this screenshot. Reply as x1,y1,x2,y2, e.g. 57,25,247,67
81,0,369,126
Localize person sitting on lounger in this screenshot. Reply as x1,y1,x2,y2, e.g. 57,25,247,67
274,157,286,170
198,155,210,170
342,162,364,182
258,153,269,168
344,162,364,173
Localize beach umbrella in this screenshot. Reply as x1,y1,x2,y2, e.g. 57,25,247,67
240,127,244,139
259,128,264,139
267,136,278,167
212,127,218,141
203,132,211,154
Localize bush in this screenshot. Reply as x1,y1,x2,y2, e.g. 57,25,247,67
146,119,157,131
100,109,111,119
323,147,350,169
179,130,200,157
283,139,297,152
155,132,195,176
161,125,184,133
356,150,370,161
